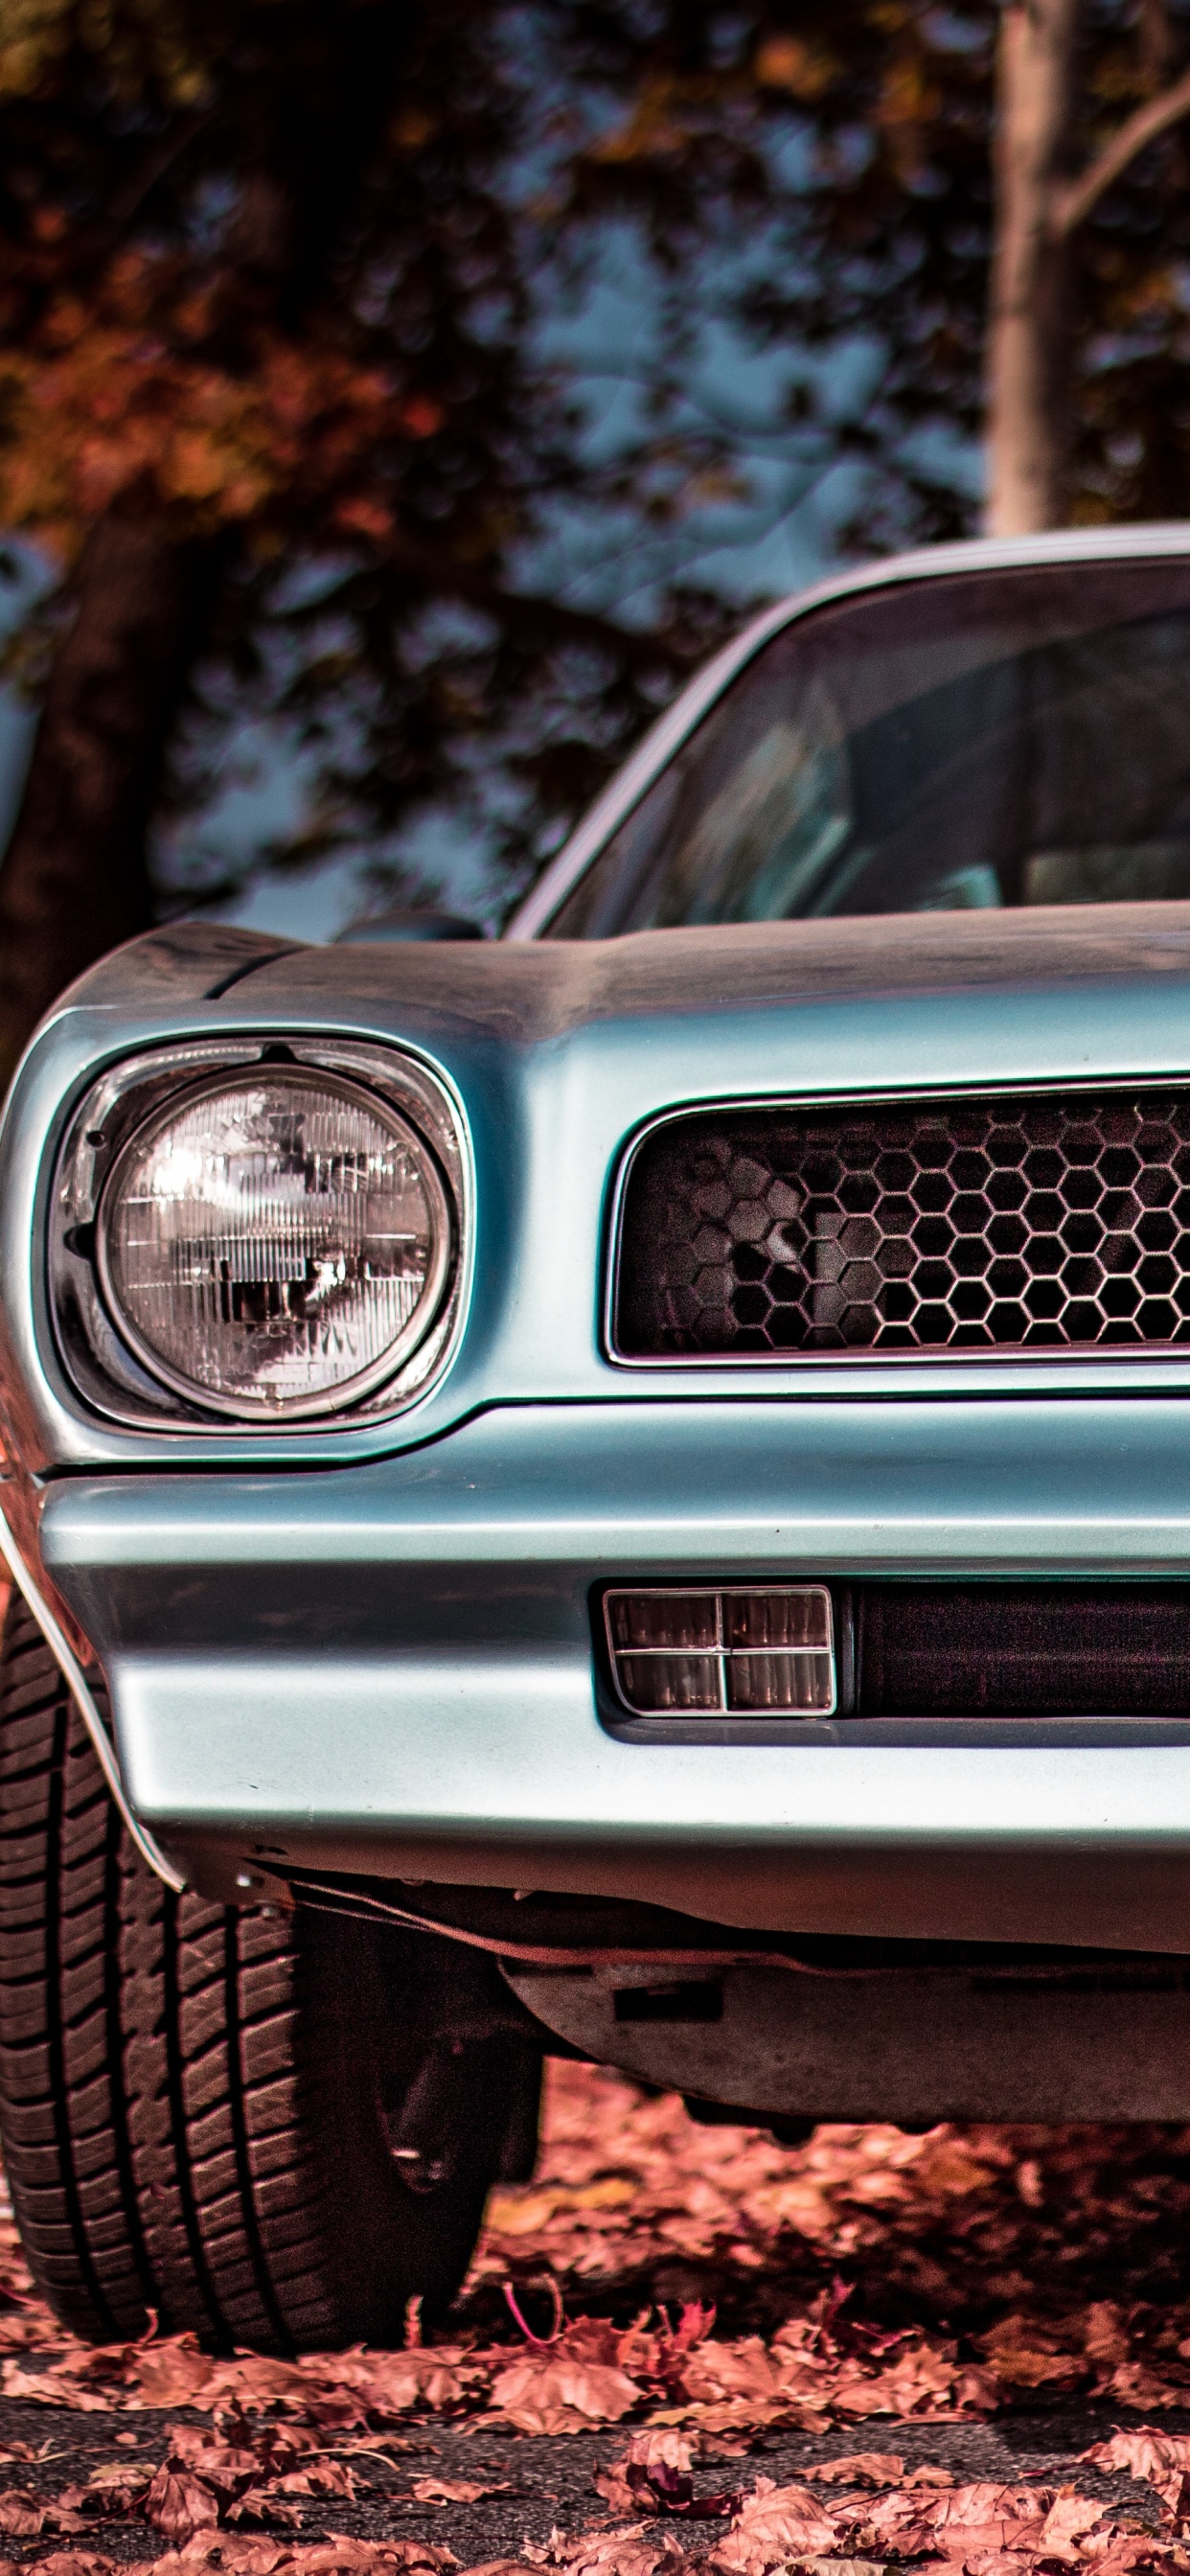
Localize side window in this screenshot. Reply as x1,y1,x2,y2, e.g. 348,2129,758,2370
539,564,1190,935
542,764,682,938
545,664,853,935
654,682,852,926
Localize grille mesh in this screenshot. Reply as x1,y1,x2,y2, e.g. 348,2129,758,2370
856,1583,1190,1714
614,1092,1190,1357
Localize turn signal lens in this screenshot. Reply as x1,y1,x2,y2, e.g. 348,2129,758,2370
605,1585,835,1717
99,1070,451,1417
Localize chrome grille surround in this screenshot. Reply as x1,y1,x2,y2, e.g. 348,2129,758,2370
611,1088,1190,1362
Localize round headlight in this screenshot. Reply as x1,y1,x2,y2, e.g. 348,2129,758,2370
98,1069,452,1417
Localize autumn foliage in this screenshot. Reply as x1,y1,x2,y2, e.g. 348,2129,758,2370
0,0,715,1075
3,2068,1190,2576
0,267,429,563
1,0,1190,1073
0,6,489,562
1,2064,1190,2433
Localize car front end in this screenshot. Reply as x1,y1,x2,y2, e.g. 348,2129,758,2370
8,529,1190,2183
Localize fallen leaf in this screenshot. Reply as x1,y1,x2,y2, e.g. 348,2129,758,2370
924,2478,1049,2562
597,2434,698,2514
145,2465,222,2544
485,2193,561,2239
408,2477,515,2505
225,2492,307,2531
679,2342,780,2410
712,2475,838,2568
525,2526,686,2576
594,2429,742,2522
807,2453,906,2486
980,2316,1087,2393
270,2463,358,2501
175,2543,458,2576
464,2564,538,2576
1038,2491,1110,2561
0,2491,51,2535
795,2563,891,2576
1082,2432,1190,2501
490,2330,643,2435
16,2557,119,2576
174,2543,290,2574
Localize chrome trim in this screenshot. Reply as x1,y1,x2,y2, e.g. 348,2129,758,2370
507,524,1190,942
0,1499,186,1892
95,1066,453,1423
604,1071,1190,1370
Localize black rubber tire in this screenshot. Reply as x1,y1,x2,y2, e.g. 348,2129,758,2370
0,1593,536,2351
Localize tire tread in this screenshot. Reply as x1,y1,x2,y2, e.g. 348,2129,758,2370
0,1594,526,2350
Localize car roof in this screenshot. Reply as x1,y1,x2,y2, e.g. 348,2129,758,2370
504,523,1190,943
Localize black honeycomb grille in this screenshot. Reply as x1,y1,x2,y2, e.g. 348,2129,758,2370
613,1091,1190,1358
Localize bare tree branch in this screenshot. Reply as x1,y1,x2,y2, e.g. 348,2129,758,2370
451,562,698,671
309,536,705,676
1055,61,1190,237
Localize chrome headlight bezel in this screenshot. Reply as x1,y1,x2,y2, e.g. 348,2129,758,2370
49,1036,469,1432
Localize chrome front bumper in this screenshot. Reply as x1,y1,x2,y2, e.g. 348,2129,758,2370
33,1394,1190,1951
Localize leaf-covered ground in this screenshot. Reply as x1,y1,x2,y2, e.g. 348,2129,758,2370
4,2066,1190,2576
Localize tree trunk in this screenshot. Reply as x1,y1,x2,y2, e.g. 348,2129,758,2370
986,0,1081,534
0,510,215,1087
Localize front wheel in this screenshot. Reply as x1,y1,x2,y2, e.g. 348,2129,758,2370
0,1594,539,2351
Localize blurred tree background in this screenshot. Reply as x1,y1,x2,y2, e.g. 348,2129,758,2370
0,0,1190,1073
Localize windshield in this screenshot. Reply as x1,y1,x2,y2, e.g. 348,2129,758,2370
542,560,1190,936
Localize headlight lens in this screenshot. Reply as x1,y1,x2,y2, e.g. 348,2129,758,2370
98,1069,451,1416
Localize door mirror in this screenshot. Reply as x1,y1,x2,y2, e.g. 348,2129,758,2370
335,908,486,943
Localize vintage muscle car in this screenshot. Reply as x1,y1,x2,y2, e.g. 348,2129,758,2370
5,524,1190,2352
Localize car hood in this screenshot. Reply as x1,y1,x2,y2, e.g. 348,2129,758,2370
53,899,1190,1032
12,900,1190,1471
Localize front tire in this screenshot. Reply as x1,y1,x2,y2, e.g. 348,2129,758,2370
0,1594,538,2350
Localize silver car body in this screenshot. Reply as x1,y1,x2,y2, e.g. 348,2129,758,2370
7,526,1190,2120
